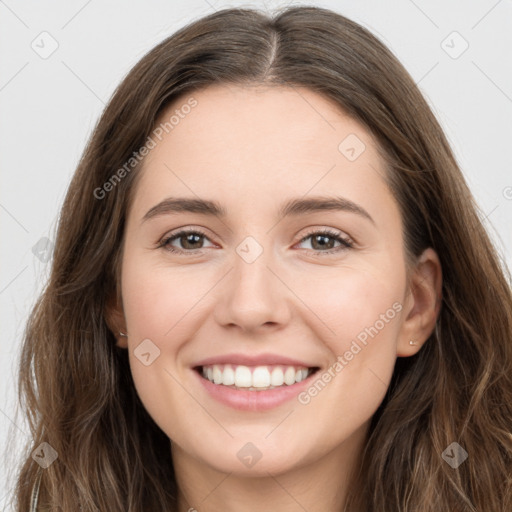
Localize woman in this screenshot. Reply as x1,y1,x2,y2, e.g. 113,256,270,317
10,5,512,511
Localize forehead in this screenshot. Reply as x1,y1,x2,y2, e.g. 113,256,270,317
150,83,370,162
130,84,394,221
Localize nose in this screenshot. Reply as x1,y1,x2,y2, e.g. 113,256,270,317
213,247,292,333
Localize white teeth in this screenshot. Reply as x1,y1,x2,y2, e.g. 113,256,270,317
212,365,223,384
284,367,296,385
234,365,252,387
252,366,271,388
270,367,284,386
200,364,314,389
222,365,235,385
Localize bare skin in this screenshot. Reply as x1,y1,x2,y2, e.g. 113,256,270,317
107,84,442,512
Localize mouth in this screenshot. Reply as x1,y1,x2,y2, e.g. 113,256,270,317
193,364,321,391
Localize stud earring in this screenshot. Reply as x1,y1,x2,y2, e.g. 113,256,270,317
409,340,418,345
119,331,128,337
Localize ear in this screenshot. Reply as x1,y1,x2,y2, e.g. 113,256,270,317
105,291,128,349
397,247,442,357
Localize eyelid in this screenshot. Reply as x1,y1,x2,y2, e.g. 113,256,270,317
158,225,354,256
157,226,215,251
294,227,354,254
297,226,353,244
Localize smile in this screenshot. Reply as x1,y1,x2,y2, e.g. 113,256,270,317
193,364,321,411
198,364,318,390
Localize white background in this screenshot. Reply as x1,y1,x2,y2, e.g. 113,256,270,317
1,0,511,508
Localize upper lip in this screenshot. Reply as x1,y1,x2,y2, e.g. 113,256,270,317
193,353,319,368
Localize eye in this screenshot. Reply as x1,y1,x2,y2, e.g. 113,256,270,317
295,228,353,255
158,227,354,256
158,228,215,254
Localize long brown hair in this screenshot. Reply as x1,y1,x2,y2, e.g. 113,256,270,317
8,6,512,511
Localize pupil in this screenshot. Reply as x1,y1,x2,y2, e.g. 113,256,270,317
313,235,334,250
180,233,336,250
184,233,202,249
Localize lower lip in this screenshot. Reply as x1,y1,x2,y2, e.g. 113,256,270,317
193,368,318,412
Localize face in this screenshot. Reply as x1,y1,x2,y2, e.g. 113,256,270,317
114,84,425,476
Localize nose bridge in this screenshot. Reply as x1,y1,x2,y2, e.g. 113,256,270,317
214,234,290,331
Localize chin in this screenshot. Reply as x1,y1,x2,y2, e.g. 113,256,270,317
184,437,309,476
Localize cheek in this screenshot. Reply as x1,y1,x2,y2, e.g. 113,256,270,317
120,305,204,446
119,254,199,425
291,265,404,411
290,263,404,347
121,254,201,340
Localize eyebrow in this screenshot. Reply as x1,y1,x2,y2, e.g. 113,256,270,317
141,195,375,225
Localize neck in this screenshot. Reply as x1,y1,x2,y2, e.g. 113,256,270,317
172,421,369,512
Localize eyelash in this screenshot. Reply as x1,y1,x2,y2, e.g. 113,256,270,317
158,227,354,256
